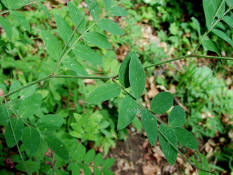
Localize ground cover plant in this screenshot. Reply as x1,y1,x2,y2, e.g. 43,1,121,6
0,0,233,174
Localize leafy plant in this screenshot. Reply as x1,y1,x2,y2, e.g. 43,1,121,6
0,0,232,174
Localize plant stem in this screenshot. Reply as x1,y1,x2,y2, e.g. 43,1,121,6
53,75,115,80
144,55,233,69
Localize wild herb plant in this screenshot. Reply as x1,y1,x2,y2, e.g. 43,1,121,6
0,0,232,174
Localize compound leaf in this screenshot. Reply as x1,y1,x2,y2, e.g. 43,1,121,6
22,127,40,154
150,92,174,114
86,84,121,104
117,95,138,130
168,105,186,127
129,52,146,99
84,32,112,49
98,18,124,35
141,108,157,146
159,124,177,165
175,127,198,150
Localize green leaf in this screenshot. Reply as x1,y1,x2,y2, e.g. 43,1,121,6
118,53,131,88
98,18,124,35
22,127,40,154
38,114,64,131
226,0,233,7
104,0,113,10
150,92,174,114
93,167,101,175
94,153,103,166
86,84,121,104
5,118,24,148
202,39,220,56
68,2,86,33
39,3,51,19
68,163,80,175
15,160,40,174
141,108,157,146
0,104,9,126
41,30,63,60
45,135,69,160
9,80,21,100
11,11,30,31
129,52,146,99
159,124,177,165
83,165,92,175
203,0,224,29
85,0,101,20
212,29,233,47
191,17,201,36
102,158,115,169
1,0,29,9
54,14,75,44
62,57,88,76
110,6,127,16
0,16,12,39
223,15,233,28
117,95,138,130
84,149,95,164
84,32,112,49
168,106,186,127
175,127,198,150
73,44,102,66
71,143,86,163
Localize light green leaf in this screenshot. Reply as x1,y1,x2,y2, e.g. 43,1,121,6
84,149,95,164
226,0,233,7
72,143,86,163
0,16,12,39
1,0,29,9
102,158,115,169
203,0,224,29
0,104,9,126
41,30,63,60
98,18,124,35
9,80,21,100
141,108,157,146
168,105,186,127
68,2,86,33
212,29,233,47
104,0,113,10
11,11,30,31
202,39,220,56
93,167,101,175
175,127,198,150
22,127,40,154
39,3,51,19
159,124,177,165
45,135,69,160
150,92,174,114
191,17,201,36
5,118,24,148
15,160,40,174
54,14,74,44
85,0,100,20
68,163,80,175
118,53,131,88
86,84,121,104
129,52,146,99
94,153,103,166
223,15,233,28
110,6,127,16
62,57,88,76
73,44,102,66
83,165,92,175
38,114,64,131
84,32,112,49
117,95,138,130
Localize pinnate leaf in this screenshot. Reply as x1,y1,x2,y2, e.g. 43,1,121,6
129,52,146,99
84,32,112,49
98,18,124,35
159,124,177,165
5,118,24,148
86,84,121,104
117,95,138,130
168,105,186,127
175,127,198,150
46,135,69,160
150,92,174,114
141,108,157,146
22,127,40,154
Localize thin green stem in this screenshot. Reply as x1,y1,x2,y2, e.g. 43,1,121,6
53,75,115,80
144,55,233,69
4,99,30,175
